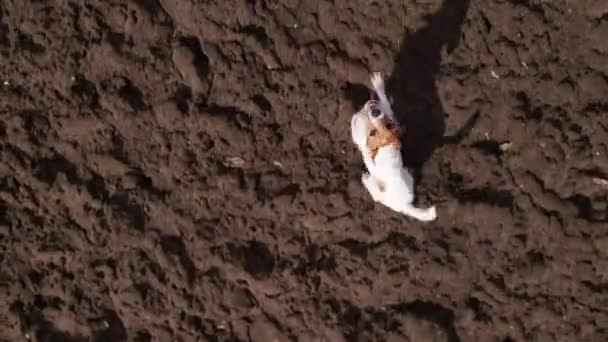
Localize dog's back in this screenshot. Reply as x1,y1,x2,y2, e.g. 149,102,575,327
373,145,414,206
373,145,436,221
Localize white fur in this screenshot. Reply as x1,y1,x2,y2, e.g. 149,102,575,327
351,72,437,222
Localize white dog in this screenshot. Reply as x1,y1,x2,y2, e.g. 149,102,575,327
351,73,437,222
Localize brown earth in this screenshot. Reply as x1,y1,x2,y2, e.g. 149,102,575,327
1,0,608,341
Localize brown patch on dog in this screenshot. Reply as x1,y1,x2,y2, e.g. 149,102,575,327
367,117,401,159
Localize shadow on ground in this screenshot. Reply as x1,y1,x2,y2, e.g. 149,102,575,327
387,0,473,174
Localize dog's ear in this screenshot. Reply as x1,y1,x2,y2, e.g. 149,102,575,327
351,113,372,149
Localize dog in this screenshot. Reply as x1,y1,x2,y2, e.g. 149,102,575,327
351,72,437,222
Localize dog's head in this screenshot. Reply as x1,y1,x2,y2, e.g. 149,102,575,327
358,100,401,159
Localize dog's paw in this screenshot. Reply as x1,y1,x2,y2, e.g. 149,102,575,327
361,172,371,183
370,72,385,92
361,172,376,191
361,173,383,201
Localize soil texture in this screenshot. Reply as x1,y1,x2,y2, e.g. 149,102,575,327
1,0,608,341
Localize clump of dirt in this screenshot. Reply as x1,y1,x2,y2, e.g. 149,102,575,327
1,0,608,341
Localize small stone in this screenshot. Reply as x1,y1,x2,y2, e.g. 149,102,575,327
224,156,245,168
592,177,608,188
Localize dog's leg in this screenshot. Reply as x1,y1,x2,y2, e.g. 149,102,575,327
398,204,437,222
360,149,377,176
361,173,383,202
370,72,396,123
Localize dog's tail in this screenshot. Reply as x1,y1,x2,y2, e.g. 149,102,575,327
399,205,437,222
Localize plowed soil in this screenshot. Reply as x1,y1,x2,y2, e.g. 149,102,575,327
1,0,608,341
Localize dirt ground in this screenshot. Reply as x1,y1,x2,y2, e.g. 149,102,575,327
1,0,608,341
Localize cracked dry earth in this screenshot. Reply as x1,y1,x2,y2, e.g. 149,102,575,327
1,0,608,341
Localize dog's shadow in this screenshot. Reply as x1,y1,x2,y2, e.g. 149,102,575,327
388,0,473,175
345,0,474,179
